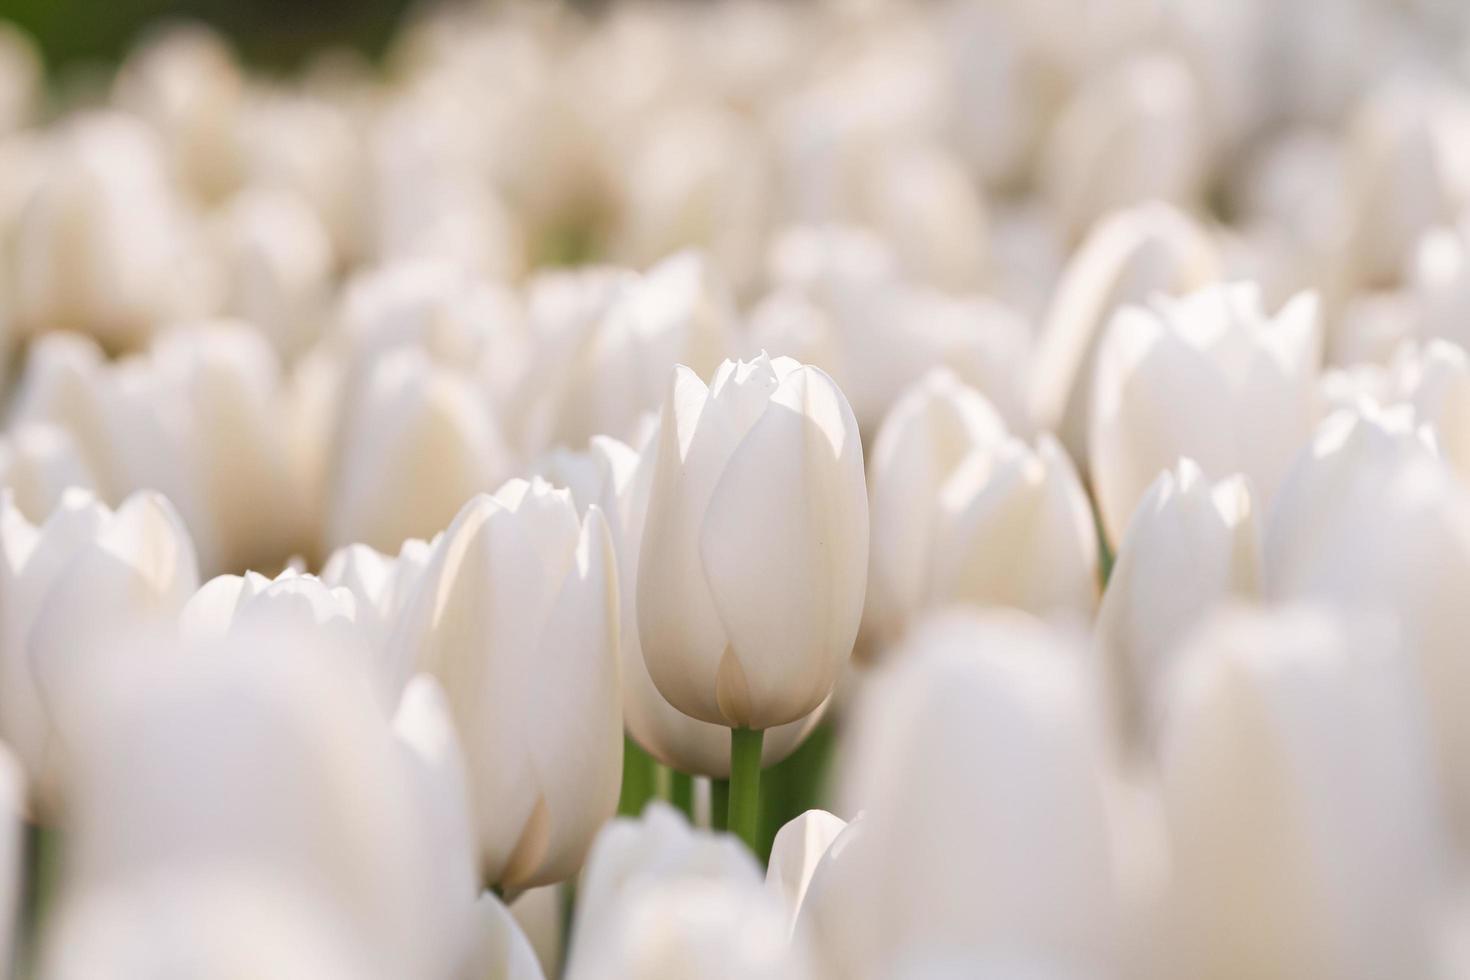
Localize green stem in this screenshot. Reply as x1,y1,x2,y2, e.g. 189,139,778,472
727,728,764,854
618,734,657,817
669,770,694,819
710,779,729,832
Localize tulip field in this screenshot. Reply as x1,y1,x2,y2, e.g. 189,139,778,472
0,1,1468,978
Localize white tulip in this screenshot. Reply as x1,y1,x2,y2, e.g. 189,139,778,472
638,353,868,730
804,611,1121,979
181,569,394,706
107,323,306,575
765,809,846,938
388,481,621,890
1343,76,1464,289
40,871,381,980
1157,605,1446,980
1090,282,1321,546
1030,203,1224,464
1414,219,1470,352
461,892,548,980
866,370,1096,652
326,347,512,554
567,803,809,980
55,640,473,980
522,251,736,454
320,537,434,637
1266,405,1470,844
542,430,824,776
214,186,333,358
1096,460,1261,751
111,25,244,201
0,489,198,799
236,90,366,263
11,112,215,348
0,423,98,522
1043,52,1209,241
10,333,120,497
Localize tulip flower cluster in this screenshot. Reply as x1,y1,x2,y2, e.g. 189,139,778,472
1,0,1470,977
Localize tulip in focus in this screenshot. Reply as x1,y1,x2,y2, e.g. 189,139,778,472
638,352,868,732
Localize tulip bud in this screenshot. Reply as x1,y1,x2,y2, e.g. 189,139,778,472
0,489,198,799
638,353,868,730
11,112,215,348
866,370,1096,653
0,423,98,522
111,25,244,202
388,481,622,890
10,333,120,498
1157,605,1446,979
326,347,513,555
1090,282,1321,545
805,612,1121,979
41,872,382,980
522,251,736,454
567,803,809,980
1266,406,1470,844
1043,53,1209,242
181,569,395,707
765,809,846,938
55,640,471,979
1030,203,1223,464
543,430,822,777
320,538,433,632
1096,460,1261,751
214,186,333,359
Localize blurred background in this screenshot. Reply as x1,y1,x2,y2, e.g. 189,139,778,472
4,0,422,71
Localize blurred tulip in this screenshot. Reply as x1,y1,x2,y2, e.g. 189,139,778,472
181,569,394,706
522,251,736,454
804,611,1121,979
1043,52,1209,242
1090,282,1321,546
1096,460,1261,751
40,871,382,980
0,423,99,522
214,186,333,358
326,347,513,554
1157,605,1446,979
54,639,474,980
462,891,548,980
866,369,1096,654
389,481,621,890
1414,218,1470,352
1266,405,1470,845
638,353,868,730
0,489,198,801
1030,203,1224,464
11,112,217,348
112,25,244,202
567,803,809,980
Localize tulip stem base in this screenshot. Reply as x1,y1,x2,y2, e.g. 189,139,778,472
728,728,764,854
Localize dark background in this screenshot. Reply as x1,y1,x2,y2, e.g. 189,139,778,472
2,0,425,71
